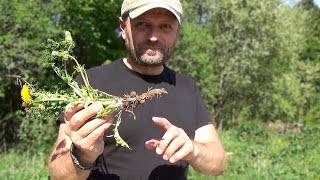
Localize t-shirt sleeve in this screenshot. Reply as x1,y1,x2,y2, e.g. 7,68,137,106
193,82,213,129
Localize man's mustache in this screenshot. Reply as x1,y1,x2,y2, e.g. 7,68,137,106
139,44,165,51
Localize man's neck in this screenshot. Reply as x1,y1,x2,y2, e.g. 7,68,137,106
123,57,164,75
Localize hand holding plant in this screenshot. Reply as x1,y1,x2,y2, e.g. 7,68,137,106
21,31,167,149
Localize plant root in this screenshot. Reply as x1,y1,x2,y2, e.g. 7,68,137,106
120,88,167,119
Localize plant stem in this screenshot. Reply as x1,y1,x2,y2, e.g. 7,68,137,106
68,55,90,88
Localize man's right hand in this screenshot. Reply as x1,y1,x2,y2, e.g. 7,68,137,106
64,102,113,166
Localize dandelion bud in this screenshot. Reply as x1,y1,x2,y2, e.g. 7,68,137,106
65,31,73,45
62,51,69,61
52,51,59,56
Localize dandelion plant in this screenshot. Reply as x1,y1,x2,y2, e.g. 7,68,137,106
21,31,167,149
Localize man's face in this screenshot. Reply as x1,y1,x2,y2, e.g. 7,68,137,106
121,8,180,67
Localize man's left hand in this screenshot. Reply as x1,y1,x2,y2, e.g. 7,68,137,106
145,117,198,164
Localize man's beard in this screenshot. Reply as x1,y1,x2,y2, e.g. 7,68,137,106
125,38,176,67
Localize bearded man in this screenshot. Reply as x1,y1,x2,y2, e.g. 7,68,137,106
48,0,226,179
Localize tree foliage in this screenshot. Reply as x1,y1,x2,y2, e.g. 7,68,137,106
170,23,217,112
0,0,61,148
297,1,320,125
0,0,124,150
205,0,312,128
56,0,124,67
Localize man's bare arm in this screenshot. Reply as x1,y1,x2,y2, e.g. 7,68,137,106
48,123,91,180
48,103,113,180
188,124,226,175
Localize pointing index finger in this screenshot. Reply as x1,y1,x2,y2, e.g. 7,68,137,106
152,117,172,132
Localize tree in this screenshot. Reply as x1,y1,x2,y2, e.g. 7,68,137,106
297,1,320,125
298,0,318,10
169,23,217,113
208,0,309,128
57,0,124,67
0,0,62,148
0,0,125,150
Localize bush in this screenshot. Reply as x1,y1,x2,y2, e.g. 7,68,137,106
17,106,60,154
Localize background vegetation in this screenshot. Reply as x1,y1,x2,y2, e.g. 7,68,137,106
0,0,319,179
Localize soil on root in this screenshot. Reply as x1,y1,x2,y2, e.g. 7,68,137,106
121,88,167,118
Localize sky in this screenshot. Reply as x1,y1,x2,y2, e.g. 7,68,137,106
283,0,320,6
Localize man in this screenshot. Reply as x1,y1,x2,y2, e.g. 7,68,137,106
48,0,226,179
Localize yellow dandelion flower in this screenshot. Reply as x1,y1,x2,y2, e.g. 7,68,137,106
21,85,33,106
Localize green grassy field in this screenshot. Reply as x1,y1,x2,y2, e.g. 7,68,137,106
0,150,48,180
1,122,319,180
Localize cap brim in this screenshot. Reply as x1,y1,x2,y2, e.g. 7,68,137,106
129,3,181,24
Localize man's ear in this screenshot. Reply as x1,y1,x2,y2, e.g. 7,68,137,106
119,17,126,39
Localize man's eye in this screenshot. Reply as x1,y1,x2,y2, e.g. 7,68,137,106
136,22,149,28
160,24,172,30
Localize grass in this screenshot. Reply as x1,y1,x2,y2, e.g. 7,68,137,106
1,122,319,180
0,150,48,180
215,122,320,180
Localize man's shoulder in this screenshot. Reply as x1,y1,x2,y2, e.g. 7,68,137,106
166,66,197,88
176,72,194,83
86,58,123,74
80,58,124,86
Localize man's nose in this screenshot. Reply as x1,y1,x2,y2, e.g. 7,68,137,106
148,27,159,42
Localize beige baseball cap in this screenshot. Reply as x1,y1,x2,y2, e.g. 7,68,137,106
121,0,183,24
